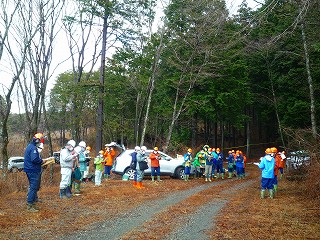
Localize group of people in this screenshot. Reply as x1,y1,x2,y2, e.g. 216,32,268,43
129,146,162,189
93,143,116,186
23,133,119,212
257,147,286,199
183,145,247,182
23,132,286,212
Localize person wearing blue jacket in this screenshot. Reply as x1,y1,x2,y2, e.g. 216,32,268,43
24,133,47,212
216,148,224,179
183,148,193,181
235,150,244,179
227,151,234,178
73,141,87,194
259,148,275,199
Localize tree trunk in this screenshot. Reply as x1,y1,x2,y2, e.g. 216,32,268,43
246,119,250,159
300,12,317,139
140,28,164,146
96,3,109,153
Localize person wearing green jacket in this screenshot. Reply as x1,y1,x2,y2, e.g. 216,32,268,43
193,149,206,179
94,150,105,186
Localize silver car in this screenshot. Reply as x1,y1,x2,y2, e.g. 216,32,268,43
113,149,191,180
8,156,25,172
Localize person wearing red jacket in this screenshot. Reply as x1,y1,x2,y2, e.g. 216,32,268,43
271,147,281,194
149,147,162,182
279,151,286,179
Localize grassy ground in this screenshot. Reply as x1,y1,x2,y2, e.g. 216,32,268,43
0,164,319,239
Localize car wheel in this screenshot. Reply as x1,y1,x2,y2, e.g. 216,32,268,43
175,167,185,180
125,168,136,180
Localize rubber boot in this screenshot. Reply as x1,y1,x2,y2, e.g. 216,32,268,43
216,173,220,179
280,174,283,180
59,188,67,199
228,172,232,179
137,182,145,189
151,176,155,182
274,184,278,193
133,181,137,187
269,189,274,199
157,176,162,182
221,173,225,179
74,182,81,194
66,186,72,198
205,178,208,182
260,190,265,199
184,175,188,181
27,203,39,212
209,177,212,182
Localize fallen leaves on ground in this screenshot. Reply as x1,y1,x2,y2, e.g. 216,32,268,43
0,164,319,239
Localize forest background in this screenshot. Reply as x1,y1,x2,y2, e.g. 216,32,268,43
0,0,320,174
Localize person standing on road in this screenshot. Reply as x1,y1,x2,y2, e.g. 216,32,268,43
210,148,218,179
94,150,105,186
136,146,148,189
235,150,244,179
149,147,162,182
24,133,47,212
183,148,193,181
104,144,116,180
83,146,92,182
216,148,224,179
204,148,213,182
227,151,234,179
74,141,87,194
279,151,286,179
271,147,280,194
258,148,275,199
131,146,140,187
241,151,247,177
59,140,78,199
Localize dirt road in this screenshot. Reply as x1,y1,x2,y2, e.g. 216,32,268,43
62,177,255,240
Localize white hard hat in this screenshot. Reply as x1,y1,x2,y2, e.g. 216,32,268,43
78,141,86,148
141,146,147,151
134,146,140,151
67,140,76,148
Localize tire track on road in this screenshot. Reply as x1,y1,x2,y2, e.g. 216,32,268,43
62,178,254,240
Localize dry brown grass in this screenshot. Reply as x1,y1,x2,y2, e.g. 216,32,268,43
0,163,319,239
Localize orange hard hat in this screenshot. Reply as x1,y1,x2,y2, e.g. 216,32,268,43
187,148,192,153
265,148,272,154
216,148,220,153
99,150,104,155
86,146,92,151
154,147,159,151
271,147,278,153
